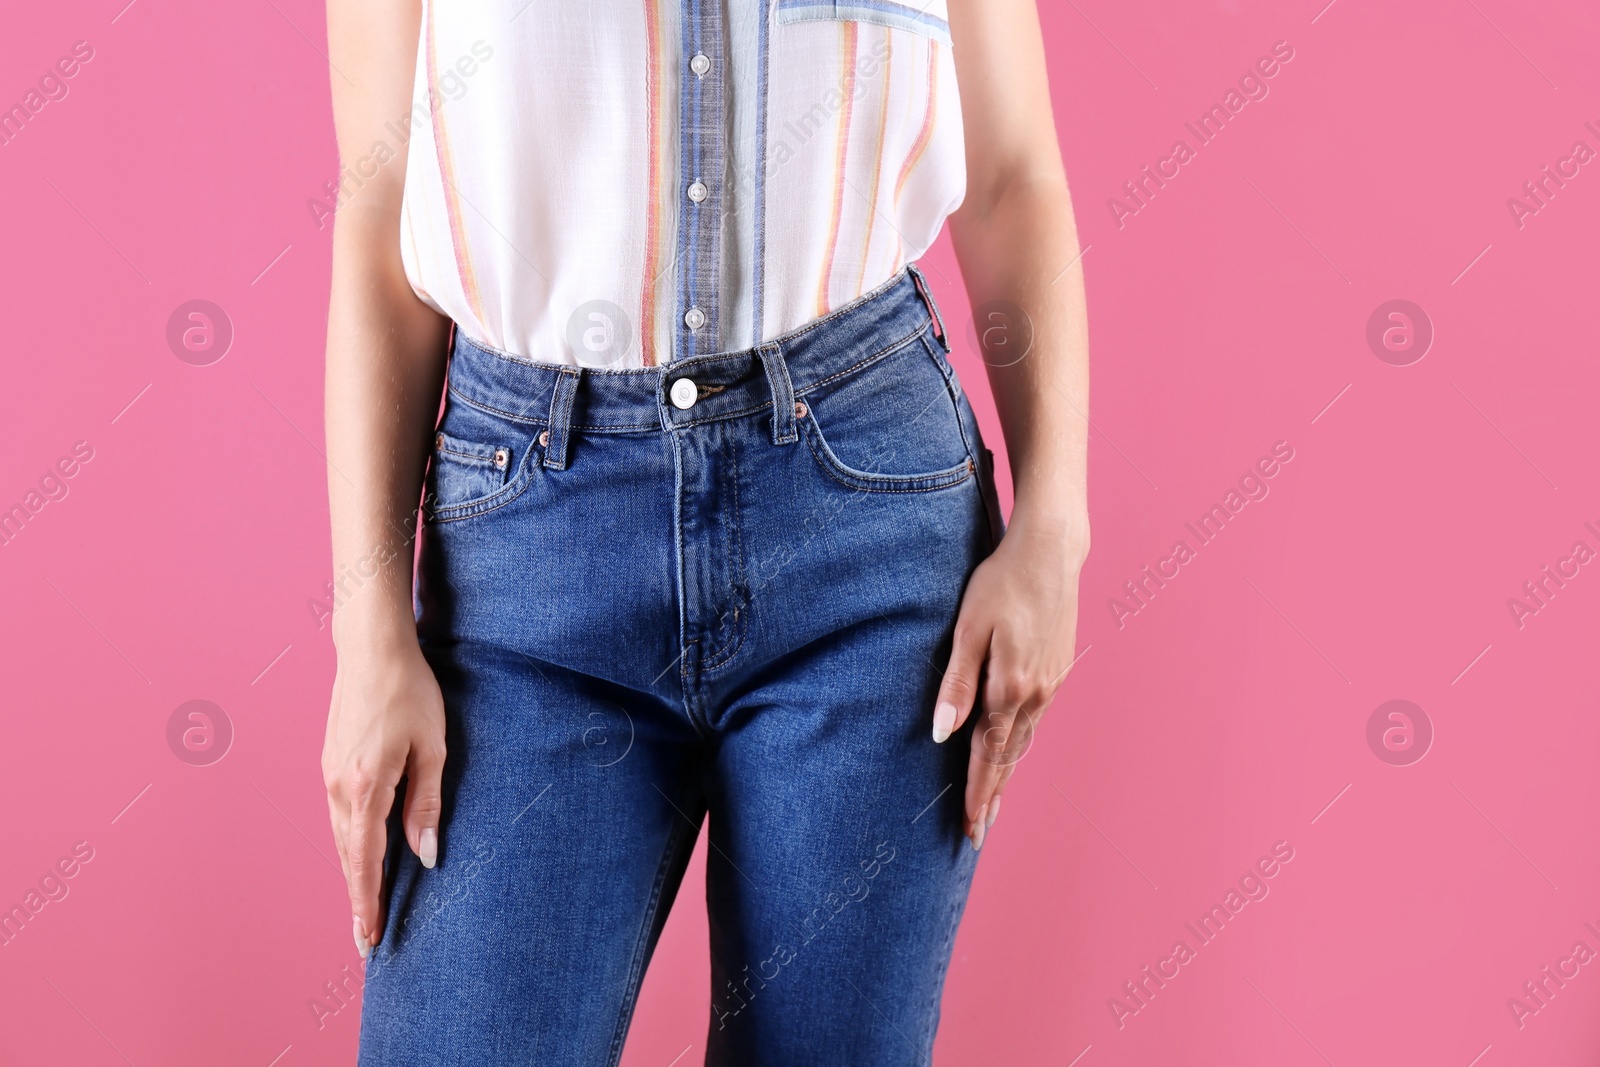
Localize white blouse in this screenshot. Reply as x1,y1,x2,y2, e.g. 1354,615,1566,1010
398,0,966,367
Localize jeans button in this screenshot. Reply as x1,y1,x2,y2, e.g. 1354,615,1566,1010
670,378,698,410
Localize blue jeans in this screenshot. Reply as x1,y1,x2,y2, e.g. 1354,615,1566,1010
359,266,1003,1066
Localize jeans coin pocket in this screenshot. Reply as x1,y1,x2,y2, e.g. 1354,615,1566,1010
428,430,513,517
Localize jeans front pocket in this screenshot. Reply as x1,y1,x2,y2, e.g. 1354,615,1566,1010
775,0,952,45
797,328,976,494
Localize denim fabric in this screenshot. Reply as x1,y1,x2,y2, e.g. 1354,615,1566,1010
358,266,1001,1066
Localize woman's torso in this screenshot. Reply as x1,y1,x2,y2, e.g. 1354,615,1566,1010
397,0,965,368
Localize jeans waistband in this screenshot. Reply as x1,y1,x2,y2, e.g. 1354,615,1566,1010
443,266,948,452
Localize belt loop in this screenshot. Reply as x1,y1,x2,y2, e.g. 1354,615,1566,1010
906,262,951,353
757,342,797,445
543,367,581,470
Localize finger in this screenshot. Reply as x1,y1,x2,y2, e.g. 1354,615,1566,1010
979,701,1042,837
323,680,353,888
402,737,447,870
933,615,993,744
327,791,352,888
345,775,397,958
993,757,1020,804
964,700,1015,849
996,702,1040,780
325,766,355,893
986,758,1020,833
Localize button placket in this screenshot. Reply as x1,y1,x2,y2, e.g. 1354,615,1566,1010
673,0,725,363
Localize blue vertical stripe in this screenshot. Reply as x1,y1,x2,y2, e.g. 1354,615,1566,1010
751,0,771,347
673,0,726,361
676,0,698,360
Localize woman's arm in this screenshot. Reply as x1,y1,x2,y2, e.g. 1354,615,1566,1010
322,0,452,957
938,0,1091,848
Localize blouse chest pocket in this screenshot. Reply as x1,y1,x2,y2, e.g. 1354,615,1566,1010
775,0,952,45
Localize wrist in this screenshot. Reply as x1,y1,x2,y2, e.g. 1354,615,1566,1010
332,610,420,661
1005,498,1090,565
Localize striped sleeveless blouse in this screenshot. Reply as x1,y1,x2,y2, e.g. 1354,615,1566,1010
398,0,965,368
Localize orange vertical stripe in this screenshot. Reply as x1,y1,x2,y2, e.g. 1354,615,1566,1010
855,31,893,297
894,40,939,206
426,3,485,327
637,0,662,367
816,22,860,317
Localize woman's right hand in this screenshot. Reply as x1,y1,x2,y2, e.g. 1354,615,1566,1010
321,0,455,965
322,638,447,959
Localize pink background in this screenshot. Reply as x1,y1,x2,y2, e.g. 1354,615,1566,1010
3,0,1598,1063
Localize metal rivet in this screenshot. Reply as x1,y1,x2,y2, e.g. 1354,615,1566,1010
493,447,510,469
434,433,444,449
793,401,807,418
538,430,550,448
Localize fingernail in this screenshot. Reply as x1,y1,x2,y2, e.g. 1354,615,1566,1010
353,916,370,960
971,804,988,851
932,702,958,744
420,827,438,869
986,795,1001,829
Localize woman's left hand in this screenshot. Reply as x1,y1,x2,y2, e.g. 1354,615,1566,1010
932,517,1087,849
